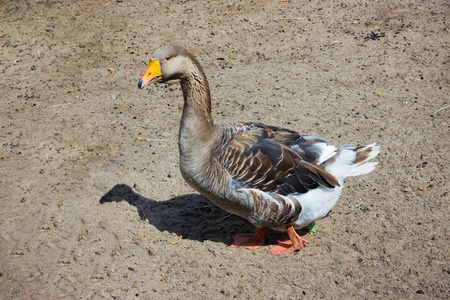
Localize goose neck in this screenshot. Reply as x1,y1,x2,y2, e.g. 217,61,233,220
178,70,218,159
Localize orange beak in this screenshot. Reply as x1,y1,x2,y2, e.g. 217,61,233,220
138,59,162,89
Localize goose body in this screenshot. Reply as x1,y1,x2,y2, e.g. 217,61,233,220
138,44,380,254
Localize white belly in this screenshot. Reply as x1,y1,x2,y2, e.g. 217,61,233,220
292,186,343,229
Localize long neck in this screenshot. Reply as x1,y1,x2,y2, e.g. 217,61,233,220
180,66,213,127
178,61,218,174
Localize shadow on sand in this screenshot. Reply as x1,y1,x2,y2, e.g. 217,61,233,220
99,184,261,245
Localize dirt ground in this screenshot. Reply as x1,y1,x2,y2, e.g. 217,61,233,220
1,0,449,299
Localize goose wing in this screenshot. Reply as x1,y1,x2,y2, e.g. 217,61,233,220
215,123,339,195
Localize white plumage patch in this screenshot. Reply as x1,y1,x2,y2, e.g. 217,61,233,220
292,186,343,229
314,143,338,165
324,144,380,183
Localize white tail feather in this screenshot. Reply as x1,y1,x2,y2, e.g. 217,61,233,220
316,143,338,165
347,161,378,177
355,144,380,165
324,144,380,182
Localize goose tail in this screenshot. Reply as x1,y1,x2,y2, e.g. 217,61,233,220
323,144,380,181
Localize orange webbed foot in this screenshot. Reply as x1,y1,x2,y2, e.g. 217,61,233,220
231,227,269,250
269,226,308,255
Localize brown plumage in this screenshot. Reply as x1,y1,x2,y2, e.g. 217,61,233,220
138,44,380,254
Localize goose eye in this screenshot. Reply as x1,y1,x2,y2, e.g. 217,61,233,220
165,56,171,61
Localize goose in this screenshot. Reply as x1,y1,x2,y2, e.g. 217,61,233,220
138,44,380,254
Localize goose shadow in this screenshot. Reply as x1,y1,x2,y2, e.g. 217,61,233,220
99,184,263,245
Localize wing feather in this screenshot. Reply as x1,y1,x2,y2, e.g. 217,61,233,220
215,123,340,195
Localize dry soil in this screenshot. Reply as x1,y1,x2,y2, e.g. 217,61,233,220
1,0,449,299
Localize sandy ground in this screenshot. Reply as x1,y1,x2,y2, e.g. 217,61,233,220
1,0,449,299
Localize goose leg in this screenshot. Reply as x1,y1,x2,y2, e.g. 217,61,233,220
269,226,307,254
231,227,269,250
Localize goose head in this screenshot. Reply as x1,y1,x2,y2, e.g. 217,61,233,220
138,44,197,89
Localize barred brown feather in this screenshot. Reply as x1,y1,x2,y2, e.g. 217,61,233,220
215,123,340,195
